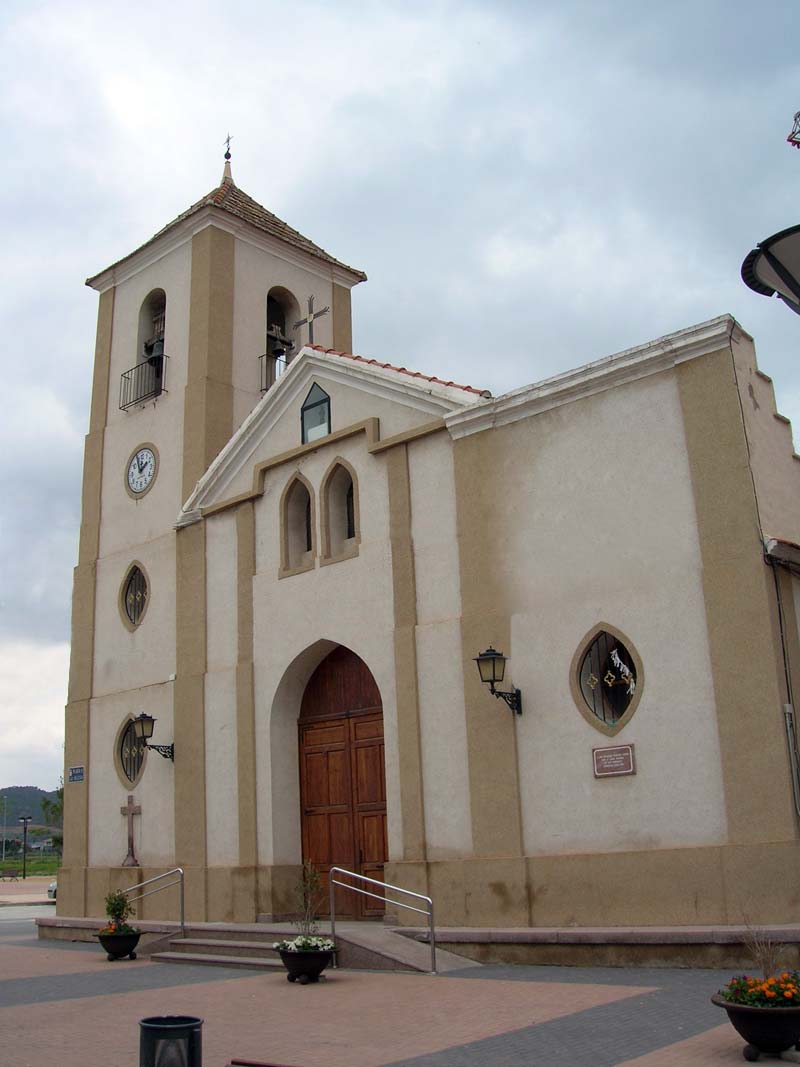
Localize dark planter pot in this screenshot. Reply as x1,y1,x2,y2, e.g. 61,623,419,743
278,949,333,984
712,994,800,1061
95,930,141,961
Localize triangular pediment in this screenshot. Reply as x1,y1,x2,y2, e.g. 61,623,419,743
178,347,489,523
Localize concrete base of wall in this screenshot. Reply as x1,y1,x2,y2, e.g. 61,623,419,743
56,840,800,931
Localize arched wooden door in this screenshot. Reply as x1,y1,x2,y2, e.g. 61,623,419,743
299,647,387,919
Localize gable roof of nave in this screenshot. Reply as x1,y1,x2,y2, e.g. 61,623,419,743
87,175,367,287
177,344,491,525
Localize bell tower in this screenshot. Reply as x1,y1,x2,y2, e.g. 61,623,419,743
60,150,366,919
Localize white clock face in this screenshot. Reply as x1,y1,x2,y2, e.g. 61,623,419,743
127,447,157,495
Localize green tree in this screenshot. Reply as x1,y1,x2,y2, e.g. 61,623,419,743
40,779,63,852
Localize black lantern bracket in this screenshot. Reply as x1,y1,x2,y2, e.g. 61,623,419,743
132,712,175,761
474,647,522,715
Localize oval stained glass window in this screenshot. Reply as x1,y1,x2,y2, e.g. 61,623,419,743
119,719,146,783
578,630,638,727
123,565,148,627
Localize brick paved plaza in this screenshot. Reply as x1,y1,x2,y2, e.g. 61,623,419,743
2,898,800,1066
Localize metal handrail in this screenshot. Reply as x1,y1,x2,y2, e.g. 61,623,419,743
123,867,185,937
329,866,437,973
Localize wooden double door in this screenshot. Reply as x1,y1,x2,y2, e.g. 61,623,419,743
299,648,387,919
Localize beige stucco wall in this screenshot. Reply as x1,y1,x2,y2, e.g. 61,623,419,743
732,330,800,545
493,371,728,854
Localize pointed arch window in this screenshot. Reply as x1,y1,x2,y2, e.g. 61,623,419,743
301,384,331,444
281,476,316,574
321,459,360,562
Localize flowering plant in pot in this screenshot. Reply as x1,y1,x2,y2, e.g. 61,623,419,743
712,926,800,1061
273,862,336,984
95,889,140,961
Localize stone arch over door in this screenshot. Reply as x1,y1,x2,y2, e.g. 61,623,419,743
299,646,387,918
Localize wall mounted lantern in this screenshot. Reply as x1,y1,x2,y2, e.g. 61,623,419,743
474,647,522,714
132,713,174,761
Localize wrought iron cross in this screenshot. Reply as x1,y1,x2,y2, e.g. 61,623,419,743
293,295,330,346
224,132,233,158
120,794,141,868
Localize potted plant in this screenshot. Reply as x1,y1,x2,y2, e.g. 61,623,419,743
712,925,800,1061
273,861,336,984
95,889,140,961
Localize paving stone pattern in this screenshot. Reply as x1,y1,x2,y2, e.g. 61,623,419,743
0,909,784,1066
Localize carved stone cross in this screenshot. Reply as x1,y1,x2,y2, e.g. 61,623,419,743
293,295,330,346
120,794,141,868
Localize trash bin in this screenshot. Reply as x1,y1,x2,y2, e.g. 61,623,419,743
139,1015,203,1067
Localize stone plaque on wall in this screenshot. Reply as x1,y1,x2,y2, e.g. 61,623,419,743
592,744,635,778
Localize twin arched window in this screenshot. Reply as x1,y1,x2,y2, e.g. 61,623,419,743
280,460,358,575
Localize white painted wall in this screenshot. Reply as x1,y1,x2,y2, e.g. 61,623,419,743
99,241,191,557
205,511,240,865
248,432,400,865
408,435,472,858
232,238,335,433
88,685,175,867
500,372,728,854
93,532,176,698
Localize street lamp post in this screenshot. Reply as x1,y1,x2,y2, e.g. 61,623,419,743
1,795,6,863
18,816,31,880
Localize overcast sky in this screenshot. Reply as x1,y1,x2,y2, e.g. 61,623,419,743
1,0,798,791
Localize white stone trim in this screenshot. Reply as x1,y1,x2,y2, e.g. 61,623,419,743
446,315,740,440
177,347,487,520
87,206,365,293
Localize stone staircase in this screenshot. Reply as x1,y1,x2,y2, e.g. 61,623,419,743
147,921,478,974
151,930,284,972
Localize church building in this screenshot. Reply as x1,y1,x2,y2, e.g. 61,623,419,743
60,155,800,931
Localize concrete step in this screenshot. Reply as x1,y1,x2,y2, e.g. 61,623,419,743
168,937,280,959
151,950,285,970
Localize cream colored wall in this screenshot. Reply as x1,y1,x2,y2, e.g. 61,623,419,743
99,242,191,557
88,684,175,867
408,435,472,858
205,511,240,865
731,330,800,545
92,533,176,698
249,432,401,865
231,239,336,432
496,371,728,855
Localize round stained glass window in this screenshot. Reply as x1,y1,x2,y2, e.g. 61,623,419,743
577,630,639,728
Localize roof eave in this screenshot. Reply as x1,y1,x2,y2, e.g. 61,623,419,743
86,204,367,293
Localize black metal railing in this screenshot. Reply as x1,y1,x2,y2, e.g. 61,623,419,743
120,353,166,411
259,351,288,393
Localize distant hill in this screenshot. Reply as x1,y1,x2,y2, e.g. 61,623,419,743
0,786,61,831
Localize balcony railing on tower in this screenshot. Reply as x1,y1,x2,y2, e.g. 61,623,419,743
120,348,167,411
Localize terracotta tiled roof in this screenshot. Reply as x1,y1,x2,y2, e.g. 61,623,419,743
88,176,366,285
308,344,492,398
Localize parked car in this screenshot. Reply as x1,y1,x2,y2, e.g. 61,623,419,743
47,880,57,900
